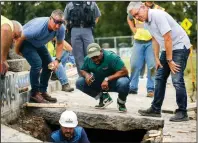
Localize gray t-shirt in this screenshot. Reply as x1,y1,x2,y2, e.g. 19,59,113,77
144,9,191,51
23,17,65,48
64,1,101,21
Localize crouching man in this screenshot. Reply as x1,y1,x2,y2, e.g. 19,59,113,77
76,43,130,112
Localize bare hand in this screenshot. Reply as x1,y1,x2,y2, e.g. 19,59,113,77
48,60,59,71
168,60,180,74
85,73,95,86
0,61,9,76
155,58,163,70
101,80,109,91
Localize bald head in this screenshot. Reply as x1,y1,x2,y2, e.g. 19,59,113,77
12,20,23,40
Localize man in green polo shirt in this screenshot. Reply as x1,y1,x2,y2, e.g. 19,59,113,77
76,43,130,112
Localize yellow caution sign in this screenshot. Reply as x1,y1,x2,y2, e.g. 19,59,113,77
181,18,192,31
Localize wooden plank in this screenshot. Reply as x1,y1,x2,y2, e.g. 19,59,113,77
23,102,67,108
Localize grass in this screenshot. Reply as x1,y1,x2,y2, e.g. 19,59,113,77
122,52,197,99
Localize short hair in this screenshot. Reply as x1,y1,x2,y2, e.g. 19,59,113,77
127,1,143,14
12,20,23,32
51,9,64,18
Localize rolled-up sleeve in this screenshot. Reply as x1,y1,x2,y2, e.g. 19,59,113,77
94,2,101,18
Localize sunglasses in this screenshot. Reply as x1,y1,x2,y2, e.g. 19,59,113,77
51,16,64,25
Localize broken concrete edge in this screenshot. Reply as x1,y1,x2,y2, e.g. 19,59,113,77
29,108,164,131
141,128,163,143
1,124,42,142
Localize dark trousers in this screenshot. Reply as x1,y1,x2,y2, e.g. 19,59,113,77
152,47,190,112
21,40,52,93
76,76,130,102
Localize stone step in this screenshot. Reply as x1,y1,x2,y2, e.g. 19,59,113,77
1,124,42,142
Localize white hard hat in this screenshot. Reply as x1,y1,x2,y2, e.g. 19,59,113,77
59,110,78,128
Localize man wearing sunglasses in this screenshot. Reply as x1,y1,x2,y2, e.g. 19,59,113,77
1,15,23,78
15,9,65,103
127,2,191,122
127,2,164,98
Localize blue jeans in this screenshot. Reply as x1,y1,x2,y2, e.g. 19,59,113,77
20,40,52,93
152,47,190,112
76,76,130,102
129,40,155,92
52,51,70,85
71,28,94,75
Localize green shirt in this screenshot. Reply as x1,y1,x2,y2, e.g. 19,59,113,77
81,50,125,81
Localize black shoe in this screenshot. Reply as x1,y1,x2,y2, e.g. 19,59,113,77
169,109,189,122
62,83,74,92
138,107,161,117
129,90,137,94
51,72,58,80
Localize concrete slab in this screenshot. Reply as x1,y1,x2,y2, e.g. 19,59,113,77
29,84,164,131
29,75,194,132
1,124,42,142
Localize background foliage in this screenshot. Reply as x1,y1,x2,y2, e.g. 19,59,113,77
1,1,197,48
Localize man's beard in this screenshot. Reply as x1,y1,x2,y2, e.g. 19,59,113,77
64,132,73,140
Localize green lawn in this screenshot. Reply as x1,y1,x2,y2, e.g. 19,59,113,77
122,52,197,100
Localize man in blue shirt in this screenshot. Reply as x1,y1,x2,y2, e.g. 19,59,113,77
51,110,90,143
128,2,191,122
15,9,65,103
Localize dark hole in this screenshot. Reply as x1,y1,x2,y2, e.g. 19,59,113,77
84,128,147,143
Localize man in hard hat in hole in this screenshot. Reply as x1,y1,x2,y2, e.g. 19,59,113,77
51,110,90,143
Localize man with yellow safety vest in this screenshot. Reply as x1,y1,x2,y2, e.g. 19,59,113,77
1,15,23,78
127,2,164,97
46,38,74,92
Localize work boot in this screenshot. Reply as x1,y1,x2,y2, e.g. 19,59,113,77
147,91,154,97
62,83,74,92
138,107,161,117
51,72,58,81
169,109,189,122
95,92,113,109
40,92,57,103
129,90,137,94
30,92,49,103
117,99,127,113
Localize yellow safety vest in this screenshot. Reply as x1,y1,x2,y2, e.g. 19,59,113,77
46,41,56,57
1,15,14,32
46,40,69,57
133,4,165,41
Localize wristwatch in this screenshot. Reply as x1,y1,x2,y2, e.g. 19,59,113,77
104,77,109,82
55,58,61,63
166,59,173,63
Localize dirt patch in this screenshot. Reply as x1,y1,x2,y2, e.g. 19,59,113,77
7,109,52,142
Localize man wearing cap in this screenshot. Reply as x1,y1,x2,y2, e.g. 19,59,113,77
127,2,191,122
51,110,90,143
1,15,23,77
76,43,130,112
127,2,164,97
